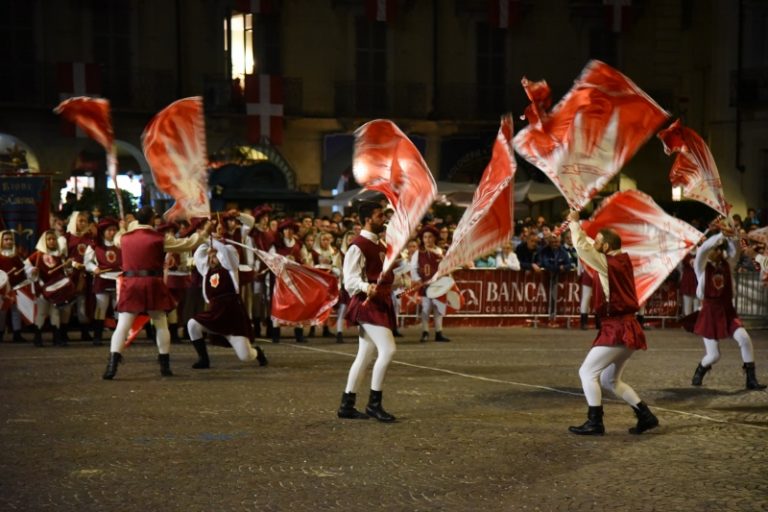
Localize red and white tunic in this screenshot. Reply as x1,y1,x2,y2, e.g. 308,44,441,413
693,233,742,339
85,243,122,294
343,232,396,330
410,248,442,296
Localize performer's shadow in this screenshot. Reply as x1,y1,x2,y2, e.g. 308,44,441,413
657,387,750,400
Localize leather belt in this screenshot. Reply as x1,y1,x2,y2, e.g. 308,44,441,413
122,270,163,278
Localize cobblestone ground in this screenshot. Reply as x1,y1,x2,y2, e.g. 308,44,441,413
0,326,766,512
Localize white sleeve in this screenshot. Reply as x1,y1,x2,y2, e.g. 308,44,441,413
164,232,204,253
343,244,367,296
508,253,521,271
410,251,420,281
213,239,240,272
193,242,210,277
83,246,97,272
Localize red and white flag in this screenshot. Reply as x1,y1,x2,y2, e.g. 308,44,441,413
365,0,397,22
56,63,101,137
234,0,273,14
748,226,768,246
436,116,516,279
488,0,521,29
513,60,669,211
245,74,284,145
520,78,552,128
142,97,211,221
54,96,123,218
253,248,339,326
123,314,151,348
580,190,704,305
353,119,437,275
657,119,730,217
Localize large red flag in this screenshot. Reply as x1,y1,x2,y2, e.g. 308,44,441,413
580,190,704,305
142,97,210,221
513,60,669,210
353,119,437,275
252,248,339,326
54,96,123,218
435,115,516,279
657,119,730,217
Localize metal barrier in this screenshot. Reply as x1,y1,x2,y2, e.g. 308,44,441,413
735,271,768,328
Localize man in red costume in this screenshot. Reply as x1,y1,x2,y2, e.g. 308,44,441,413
690,226,765,390
102,206,210,380
337,202,398,423
249,205,274,338
410,225,449,342
566,211,659,436
0,231,29,343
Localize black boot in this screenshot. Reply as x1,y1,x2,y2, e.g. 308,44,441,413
80,326,93,341
271,327,280,343
53,327,68,347
337,392,369,419
392,328,404,338
308,326,316,338
322,325,332,338
191,339,210,369
255,345,268,366
435,331,451,342
336,332,344,344
12,330,27,343
365,390,396,422
158,353,174,376
92,320,105,346
629,401,659,434
594,315,601,330
144,323,155,341
420,331,429,343
102,352,122,380
691,363,711,386
0,329,4,342
169,324,181,344
294,327,306,343
743,362,767,390
253,318,262,338
580,313,588,330
59,327,70,344
568,406,605,435
33,326,43,347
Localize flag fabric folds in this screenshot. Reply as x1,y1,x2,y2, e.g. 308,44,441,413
54,96,123,218
253,248,339,326
513,60,669,211
580,190,704,305
657,118,730,217
435,115,516,279
353,119,437,275
142,97,211,221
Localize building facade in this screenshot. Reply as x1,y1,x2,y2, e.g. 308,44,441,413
0,0,765,219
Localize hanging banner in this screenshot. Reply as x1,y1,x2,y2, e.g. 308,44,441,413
0,176,51,256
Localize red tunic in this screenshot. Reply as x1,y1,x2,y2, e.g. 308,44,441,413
679,253,698,296
250,228,275,285
592,253,646,350
29,251,74,305
92,244,122,294
416,250,441,296
65,232,95,294
0,252,27,288
693,261,742,339
194,267,253,342
116,228,176,313
344,236,396,330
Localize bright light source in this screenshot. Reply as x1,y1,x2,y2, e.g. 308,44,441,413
229,13,254,83
672,186,682,202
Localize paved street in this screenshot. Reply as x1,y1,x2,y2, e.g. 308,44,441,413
1,326,766,512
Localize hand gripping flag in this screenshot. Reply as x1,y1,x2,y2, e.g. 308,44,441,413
142,97,211,221
513,60,670,211
435,115,516,279
580,190,704,305
54,96,124,219
253,248,339,326
353,119,437,275
657,119,730,217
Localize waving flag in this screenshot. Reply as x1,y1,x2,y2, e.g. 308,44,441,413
54,96,124,219
253,248,339,326
142,97,210,221
513,60,669,211
657,119,730,217
353,119,437,275
748,226,768,246
436,115,516,279
580,190,703,305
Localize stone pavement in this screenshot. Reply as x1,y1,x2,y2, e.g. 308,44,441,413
0,326,766,512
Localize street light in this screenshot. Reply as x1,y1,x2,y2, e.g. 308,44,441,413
672,186,683,202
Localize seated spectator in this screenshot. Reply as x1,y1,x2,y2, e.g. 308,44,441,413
473,251,497,268
537,234,574,274
516,233,543,272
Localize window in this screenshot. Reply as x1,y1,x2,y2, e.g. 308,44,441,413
476,22,506,117
0,0,38,102
227,13,255,84
355,18,387,114
93,0,133,106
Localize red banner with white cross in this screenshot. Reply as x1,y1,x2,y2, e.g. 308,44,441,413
245,74,284,145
